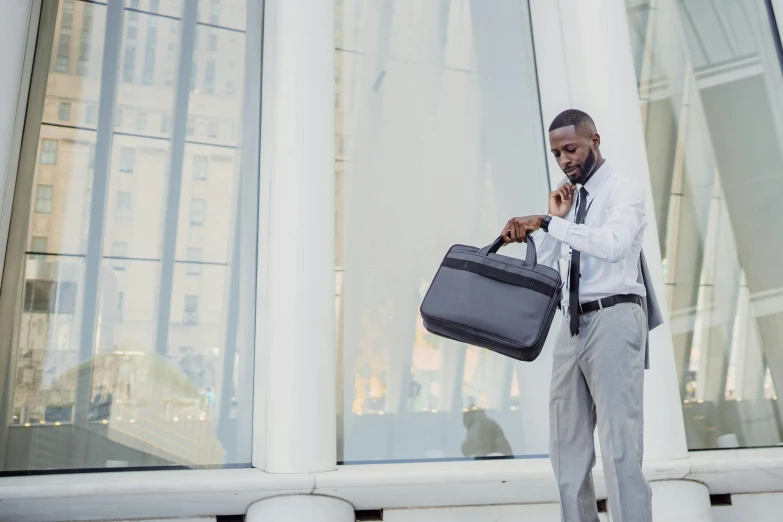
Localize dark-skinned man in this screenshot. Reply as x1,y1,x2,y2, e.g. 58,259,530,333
502,109,652,522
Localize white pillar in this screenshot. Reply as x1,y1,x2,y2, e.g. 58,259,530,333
256,0,337,475
549,0,689,462
651,481,713,522
246,496,354,522
0,0,35,280
531,0,711,518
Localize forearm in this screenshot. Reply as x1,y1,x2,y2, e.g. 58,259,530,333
546,216,639,263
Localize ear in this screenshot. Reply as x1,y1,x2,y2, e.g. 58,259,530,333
592,132,601,148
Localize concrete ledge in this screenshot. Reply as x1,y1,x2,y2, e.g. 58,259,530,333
1,450,783,521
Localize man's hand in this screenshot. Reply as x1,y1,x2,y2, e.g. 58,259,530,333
549,183,576,218
502,215,545,244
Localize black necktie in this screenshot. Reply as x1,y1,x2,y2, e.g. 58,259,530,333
569,187,589,336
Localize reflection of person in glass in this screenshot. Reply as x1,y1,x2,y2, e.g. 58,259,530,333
501,110,658,521
460,408,512,458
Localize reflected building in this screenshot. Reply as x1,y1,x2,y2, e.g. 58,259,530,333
4,0,254,470
626,0,783,450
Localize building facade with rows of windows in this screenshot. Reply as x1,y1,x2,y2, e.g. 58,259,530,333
1,1,783,521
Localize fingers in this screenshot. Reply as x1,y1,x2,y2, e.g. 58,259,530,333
502,218,539,244
556,184,575,202
502,222,513,243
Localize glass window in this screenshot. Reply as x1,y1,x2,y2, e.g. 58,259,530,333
625,0,783,450
208,121,218,138
150,0,160,13
335,1,550,463
135,110,147,131
122,41,136,83
30,236,48,260
184,295,199,325
209,33,218,52
190,198,205,226
39,139,58,165
205,60,216,94
193,155,208,179
86,104,98,125
78,4,93,76
55,1,74,73
23,280,56,313
142,26,157,86
58,102,71,121
186,247,202,275
120,147,136,173
210,0,220,24
0,0,258,473
116,191,133,220
111,241,128,270
34,185,53,214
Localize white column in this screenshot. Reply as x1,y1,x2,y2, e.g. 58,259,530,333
0,0,35,282
651,481,713,522
551,0,689,462
246,496,354,522
256,0,339,479
531,0,710,518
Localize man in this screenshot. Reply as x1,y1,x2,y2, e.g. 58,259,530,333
501,109,652,522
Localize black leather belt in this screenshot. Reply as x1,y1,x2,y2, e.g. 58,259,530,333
566,294,642,316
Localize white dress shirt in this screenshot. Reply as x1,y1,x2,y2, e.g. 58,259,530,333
533,161,647,305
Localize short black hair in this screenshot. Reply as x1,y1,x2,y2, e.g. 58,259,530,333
549,109,596,133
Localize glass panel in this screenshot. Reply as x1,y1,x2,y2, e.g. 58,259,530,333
336,0,551,462
625,0,783,449
1,0,256,472
198,0,246,31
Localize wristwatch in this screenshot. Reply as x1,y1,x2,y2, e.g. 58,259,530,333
541,215,553,233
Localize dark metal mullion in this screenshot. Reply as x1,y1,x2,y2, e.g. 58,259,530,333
764,0,783,75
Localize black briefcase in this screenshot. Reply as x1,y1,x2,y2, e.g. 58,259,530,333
420,235,562,362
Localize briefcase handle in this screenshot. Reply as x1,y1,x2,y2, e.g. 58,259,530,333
478,234,537,267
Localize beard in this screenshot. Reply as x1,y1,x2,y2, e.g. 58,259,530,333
568,148,597,185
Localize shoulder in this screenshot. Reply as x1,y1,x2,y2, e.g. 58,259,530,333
606,173,645,205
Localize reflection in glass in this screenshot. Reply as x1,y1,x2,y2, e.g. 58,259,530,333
335,0,552,462
0,0,256,472
625,0,783,449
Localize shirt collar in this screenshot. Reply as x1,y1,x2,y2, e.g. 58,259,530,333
581,160,611,195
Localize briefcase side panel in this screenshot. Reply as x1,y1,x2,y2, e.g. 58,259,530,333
420,266,555,349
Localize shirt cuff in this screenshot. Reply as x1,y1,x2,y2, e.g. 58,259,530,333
546,215,571,241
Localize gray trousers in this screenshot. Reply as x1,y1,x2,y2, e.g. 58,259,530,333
549,302,652,522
